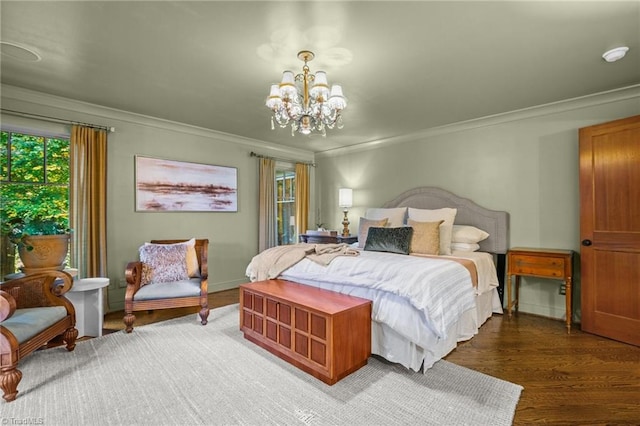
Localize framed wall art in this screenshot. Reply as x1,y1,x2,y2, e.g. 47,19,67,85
135,156,238,212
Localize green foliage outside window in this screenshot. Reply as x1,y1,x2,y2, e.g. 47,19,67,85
0,131,70,273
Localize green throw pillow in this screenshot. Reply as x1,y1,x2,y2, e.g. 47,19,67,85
363,227,413,255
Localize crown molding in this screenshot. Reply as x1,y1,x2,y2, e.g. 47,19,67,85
0,84,315,162
4,83,638,162
316,84,640,158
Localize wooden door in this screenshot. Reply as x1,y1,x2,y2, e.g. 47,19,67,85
579,115,640,346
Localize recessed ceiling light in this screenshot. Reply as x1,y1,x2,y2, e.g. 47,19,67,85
602,46,629,63
0,41,41,62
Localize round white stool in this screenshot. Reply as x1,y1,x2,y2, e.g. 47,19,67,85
67,277,110,338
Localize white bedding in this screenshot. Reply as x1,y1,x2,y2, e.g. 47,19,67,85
279,250,476,339
448,250,500,294
246,248,501,372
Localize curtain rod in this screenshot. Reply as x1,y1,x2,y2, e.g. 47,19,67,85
250,151,315,167
1,108,115,133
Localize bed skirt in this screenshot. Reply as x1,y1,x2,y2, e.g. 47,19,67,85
371,288,502,372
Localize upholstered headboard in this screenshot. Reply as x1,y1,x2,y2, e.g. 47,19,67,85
382,187,509,254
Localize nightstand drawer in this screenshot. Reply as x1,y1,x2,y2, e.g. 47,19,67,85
510,254,566,278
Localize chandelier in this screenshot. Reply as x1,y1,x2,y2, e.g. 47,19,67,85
265,50,347,136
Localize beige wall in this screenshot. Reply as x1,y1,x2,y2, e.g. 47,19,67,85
1,85,315,312
314,87,640,321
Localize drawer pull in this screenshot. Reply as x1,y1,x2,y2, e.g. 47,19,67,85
582,239,592,246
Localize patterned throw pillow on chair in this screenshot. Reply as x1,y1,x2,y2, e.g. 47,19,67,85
139,244,190,286
144,238,200,277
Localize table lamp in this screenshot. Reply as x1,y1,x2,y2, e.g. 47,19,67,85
338,188,353,237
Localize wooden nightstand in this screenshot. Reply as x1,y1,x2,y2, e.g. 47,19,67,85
507,247,574,333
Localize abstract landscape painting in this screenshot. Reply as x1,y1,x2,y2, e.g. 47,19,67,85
135,156,237,212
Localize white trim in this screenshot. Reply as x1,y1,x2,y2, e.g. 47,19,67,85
4,83,638,161
316,84,640,158
1,84,315,162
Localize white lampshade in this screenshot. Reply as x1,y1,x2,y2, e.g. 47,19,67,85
314,71,328,85
280,70,295,85
265,84,282,109
338,188,353,208
310,71,330,100
279,70,297,99
328,84,347,110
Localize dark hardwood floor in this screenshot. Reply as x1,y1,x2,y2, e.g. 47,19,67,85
103,288,640,425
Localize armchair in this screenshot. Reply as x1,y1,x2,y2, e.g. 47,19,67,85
123,238,210,333
1,270,78,402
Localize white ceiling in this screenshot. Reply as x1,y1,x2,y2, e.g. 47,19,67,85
1,1,639,153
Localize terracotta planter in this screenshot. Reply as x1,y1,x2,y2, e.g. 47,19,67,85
18,234,70,274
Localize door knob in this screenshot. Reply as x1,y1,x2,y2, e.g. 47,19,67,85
581,239,592,246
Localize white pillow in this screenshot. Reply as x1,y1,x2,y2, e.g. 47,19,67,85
452,225,489,244
407,207,457,255
365,207,407,228
451,242,481,252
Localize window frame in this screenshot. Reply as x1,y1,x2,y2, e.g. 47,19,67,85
275,163,296,245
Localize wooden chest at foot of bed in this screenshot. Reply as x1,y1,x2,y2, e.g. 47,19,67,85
239,279,372,385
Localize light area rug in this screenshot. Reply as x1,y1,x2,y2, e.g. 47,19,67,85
3,304,522,425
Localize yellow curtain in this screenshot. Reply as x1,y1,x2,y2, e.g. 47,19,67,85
294,163,310,239
258,157,277,252
69,125,107,278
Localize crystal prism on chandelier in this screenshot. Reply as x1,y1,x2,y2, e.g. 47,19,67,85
265,50,347,137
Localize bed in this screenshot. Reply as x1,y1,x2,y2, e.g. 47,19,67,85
246,187,509,373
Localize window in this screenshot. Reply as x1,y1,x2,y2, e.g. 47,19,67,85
276,167,295,245
0,130,70,274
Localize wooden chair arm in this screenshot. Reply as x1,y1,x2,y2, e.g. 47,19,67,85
0,271,76,324
125,261,143,294
1,271,74,310
0,289,17,322
48,271,73,296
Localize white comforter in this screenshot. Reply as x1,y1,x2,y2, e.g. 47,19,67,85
250,250,478,343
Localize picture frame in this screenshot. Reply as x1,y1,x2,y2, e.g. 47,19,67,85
135,156,238,212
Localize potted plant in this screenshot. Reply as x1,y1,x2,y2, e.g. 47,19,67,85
5,217,72,274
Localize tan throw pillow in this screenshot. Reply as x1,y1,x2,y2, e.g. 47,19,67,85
408,207,457,255
408,219,443,255
358,217,389,248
